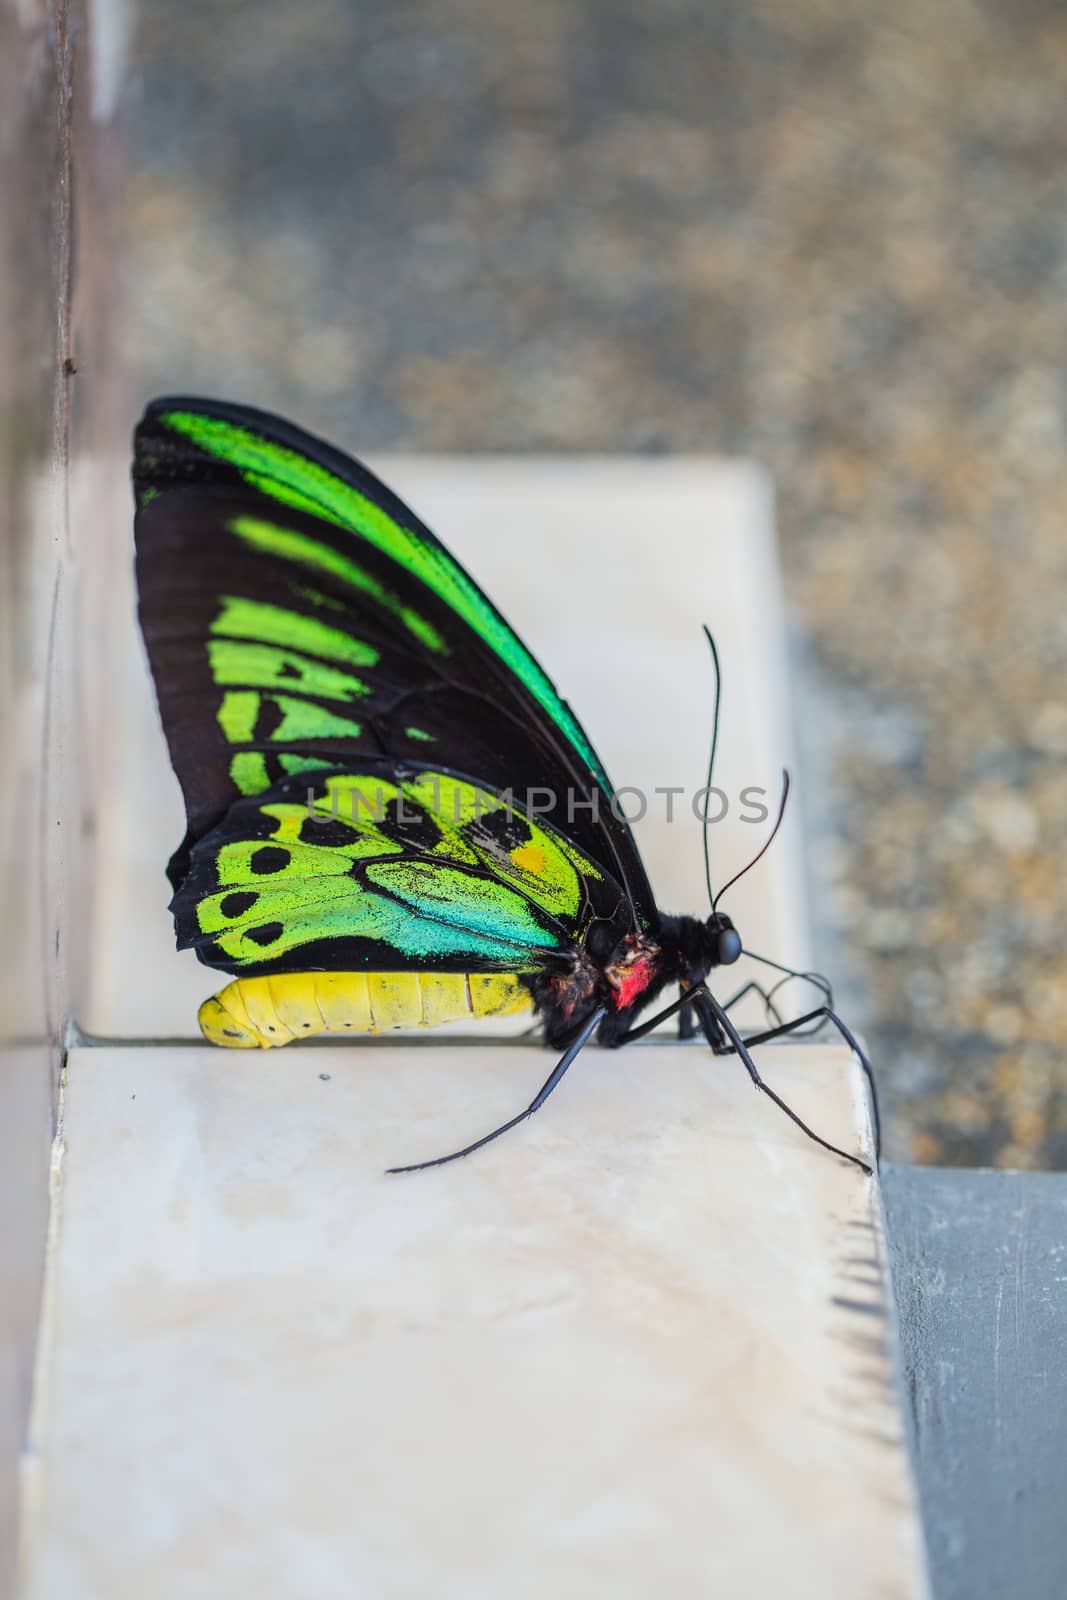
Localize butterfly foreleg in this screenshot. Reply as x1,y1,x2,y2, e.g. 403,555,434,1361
728,1003,881,1159
718,979,786,1030
606,978,800,1053
693,991,874,1175
611,985,708,1046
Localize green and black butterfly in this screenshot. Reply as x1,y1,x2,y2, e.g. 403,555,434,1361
134,397,878,1173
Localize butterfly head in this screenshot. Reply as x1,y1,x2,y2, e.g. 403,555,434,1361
654,910,742,986
705,911,742,967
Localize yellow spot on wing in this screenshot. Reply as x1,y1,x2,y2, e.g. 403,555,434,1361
511,843,547,876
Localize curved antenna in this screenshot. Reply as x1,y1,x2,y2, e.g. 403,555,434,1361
700,625,723,912
712,768,790,913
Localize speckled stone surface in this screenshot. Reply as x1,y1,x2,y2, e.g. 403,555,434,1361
122,1,1067,1167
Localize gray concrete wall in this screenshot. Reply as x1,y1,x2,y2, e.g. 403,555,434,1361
0,2,122,1588
884,1166,1067,1600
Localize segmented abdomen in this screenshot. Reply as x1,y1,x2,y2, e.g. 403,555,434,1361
198,970,531,1048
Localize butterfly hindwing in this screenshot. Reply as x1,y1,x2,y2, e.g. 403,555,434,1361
135,397,655,922
174,763,632,977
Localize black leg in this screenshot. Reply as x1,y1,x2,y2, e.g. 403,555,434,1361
718,980,786,1030
614,984,873,1175
615,979,790,1049
386,1007,607,1174
613,986,707,1046
695,991,874,1177
743,949,835,1013
732,1005,881,1160
759,975,829,1038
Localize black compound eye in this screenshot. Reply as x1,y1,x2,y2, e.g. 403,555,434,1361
717,928,743,965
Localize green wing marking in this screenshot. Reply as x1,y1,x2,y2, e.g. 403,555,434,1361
207,639,371,700
229,516,446,655
179,769,605,972
229,752,270,796
160,409,603,780
202,575,380,797
211,595,379,668
216,692,363,744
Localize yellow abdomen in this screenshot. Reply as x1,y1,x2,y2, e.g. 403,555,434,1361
198,970,531,1048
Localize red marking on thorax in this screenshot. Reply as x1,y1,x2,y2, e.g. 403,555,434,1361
606,943,658,1010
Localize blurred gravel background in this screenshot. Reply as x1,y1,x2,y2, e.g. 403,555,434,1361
123,0,1067,1166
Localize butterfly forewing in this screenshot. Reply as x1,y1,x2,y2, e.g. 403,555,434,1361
135,397,655,925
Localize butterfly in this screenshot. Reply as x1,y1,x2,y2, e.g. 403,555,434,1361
134,397,878,1174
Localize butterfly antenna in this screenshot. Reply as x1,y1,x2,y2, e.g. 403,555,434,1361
701,625,723,913
712,768,791,913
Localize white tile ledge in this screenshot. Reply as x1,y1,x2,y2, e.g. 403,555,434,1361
20,1040,927,1600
